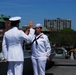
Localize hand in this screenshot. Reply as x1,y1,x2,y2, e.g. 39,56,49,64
3,59,7,63
46,57,50,61
25,29,29,35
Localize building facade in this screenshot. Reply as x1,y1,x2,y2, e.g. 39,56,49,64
0,15,10,52
44,18,71,31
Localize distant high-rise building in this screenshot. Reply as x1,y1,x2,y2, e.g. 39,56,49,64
44,18,71,31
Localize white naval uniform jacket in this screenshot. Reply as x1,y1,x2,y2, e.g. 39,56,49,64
30,28,35,34
2,27,32,61
31,33,51,59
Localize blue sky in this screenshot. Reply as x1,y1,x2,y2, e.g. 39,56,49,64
0,0,76,30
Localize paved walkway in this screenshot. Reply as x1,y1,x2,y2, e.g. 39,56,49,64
46,66,76,75
46,59,76,75
52,59,76,66
0,59,76,75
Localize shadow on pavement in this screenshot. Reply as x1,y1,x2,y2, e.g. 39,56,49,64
46,73,54,75
46,60,55,70
0,62,8,75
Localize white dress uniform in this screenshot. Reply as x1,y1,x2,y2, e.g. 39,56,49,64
29,28,35,34
2,17,32,75
31,24,51,75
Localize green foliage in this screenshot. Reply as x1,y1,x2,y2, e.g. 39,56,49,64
49,28,76,47
59,28,75,33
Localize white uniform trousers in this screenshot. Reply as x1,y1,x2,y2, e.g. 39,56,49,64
31,57,46,75
7,61,23,75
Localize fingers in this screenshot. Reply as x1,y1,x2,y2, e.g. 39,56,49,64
46,57,50,61
3,59,7,63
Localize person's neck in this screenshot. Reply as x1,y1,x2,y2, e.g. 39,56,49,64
30,27,33,28
36,32,41,36
11,26,18,28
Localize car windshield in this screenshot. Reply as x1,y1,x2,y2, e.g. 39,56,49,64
55,49,63,54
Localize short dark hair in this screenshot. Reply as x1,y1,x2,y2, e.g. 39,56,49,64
23,26,30,32
40,27,42,29
11,20,20,27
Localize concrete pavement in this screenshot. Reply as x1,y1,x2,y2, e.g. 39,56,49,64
46,66,76,75
46,59,76,75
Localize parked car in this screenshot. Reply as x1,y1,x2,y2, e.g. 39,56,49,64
53,47,67,59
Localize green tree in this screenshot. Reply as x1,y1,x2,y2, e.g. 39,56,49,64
59,28,75,33
49,28,76,48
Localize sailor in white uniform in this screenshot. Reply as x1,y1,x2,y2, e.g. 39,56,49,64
31,23,51,75
2,16,32,75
